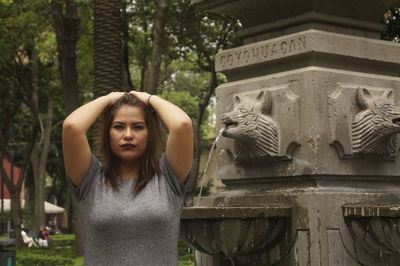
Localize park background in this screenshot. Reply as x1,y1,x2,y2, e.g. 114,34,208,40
0,0,399,265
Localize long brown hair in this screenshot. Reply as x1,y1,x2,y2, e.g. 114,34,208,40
99,93,162,194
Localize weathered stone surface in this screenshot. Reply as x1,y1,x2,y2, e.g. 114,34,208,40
352,89,400,156
181,206,292,263
329,86,400,159
217,83,301,168
343,205,400,256
216,33,308,73
191,191,400,265
217,68,400,182
192,0,400,41
343,204,400,217
181,206,292,219
181,215,289,259
220,90,297,162
192,0,399,23
186,1,400,265
216,30,400,79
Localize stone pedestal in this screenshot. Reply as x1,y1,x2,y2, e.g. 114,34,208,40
184,1,400,265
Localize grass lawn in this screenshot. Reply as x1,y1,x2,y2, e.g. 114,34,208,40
16,234,194,266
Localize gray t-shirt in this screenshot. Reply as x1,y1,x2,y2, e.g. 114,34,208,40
68,154,187,266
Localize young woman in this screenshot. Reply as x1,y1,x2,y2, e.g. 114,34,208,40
62,91,193,265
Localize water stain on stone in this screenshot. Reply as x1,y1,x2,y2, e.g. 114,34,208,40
307,136,320,154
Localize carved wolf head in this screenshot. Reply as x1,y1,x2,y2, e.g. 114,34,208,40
220,91,279,161
352,88,400,155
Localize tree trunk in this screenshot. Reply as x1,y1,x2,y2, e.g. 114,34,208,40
93,0,123,157
51,0,80,114
147,0,169,94
51,0,84,256
0,155,25,248
93,0,123,97
9,191,23,248
140,21,149,92
29,47,46,235
0,115,38,248
121,1,133,91
0,40,42,250
32,98,54,234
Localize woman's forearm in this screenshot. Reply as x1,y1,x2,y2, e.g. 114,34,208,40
63,95,110,133
148,95,193,132
129,91,193,181
63,92,124,133
62,92,125,186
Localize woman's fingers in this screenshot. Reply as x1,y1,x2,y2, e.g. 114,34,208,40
129,91,151,105
107,92,126,105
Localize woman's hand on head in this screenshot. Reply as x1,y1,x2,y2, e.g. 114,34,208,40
106,92,126,105
129,91,151,105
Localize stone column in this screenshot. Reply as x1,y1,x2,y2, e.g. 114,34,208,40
190,1,400,265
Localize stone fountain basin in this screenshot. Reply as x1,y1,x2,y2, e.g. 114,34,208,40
343,204,400,255
180,206,292,259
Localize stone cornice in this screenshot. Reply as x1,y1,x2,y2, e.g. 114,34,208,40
215,30,400,75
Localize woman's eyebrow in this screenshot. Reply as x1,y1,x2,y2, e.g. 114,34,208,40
112,121,146,125
132,121,146,125
112,121,125,125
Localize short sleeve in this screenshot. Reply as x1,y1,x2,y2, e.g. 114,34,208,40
66,154,101,201
159,153,190,198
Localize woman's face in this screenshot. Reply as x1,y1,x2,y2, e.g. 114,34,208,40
109,105,148,163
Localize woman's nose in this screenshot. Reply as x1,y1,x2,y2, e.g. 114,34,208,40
123,128,133,139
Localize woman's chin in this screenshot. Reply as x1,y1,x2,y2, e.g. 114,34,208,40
117,153,143,163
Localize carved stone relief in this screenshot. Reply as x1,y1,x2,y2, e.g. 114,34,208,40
221,90,279,161
329,85,400,159
352,88,400,156
343,204,400,257
220,87,300,163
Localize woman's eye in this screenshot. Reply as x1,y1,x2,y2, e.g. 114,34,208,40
113,125,124,130
134,125,145,130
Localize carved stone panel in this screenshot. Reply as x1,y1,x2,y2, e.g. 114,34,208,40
220,86,300,163
327,229,358,266
343,204,400,259
329,84,400,159
180,206,292,260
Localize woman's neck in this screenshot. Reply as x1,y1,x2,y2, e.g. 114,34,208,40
119,160,140,179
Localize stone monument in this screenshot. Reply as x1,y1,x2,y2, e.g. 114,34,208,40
181,1,400,265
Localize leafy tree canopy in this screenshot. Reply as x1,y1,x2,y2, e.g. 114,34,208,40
382,7,400,42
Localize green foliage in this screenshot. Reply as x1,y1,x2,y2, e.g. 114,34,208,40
16,238,78,265
382,7,400,42
35,31,57,65
166,0,241,66
0,0,240,236
8,107,33,163
0,0,61,160
178,240,194,266
193,179,213,197
161,59,210,98
76,1,94,98
160,90,198,120
0,0,13,5
125,0,157,91
17,253,74,266
17,247,75,266
159,87,216,146
50,234,75,247
15,236,193,266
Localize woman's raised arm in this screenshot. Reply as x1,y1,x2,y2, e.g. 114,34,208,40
62,92,124,187
130,91,193,183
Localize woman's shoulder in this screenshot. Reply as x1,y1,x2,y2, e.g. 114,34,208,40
68,153,104,201
158,153,186,197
